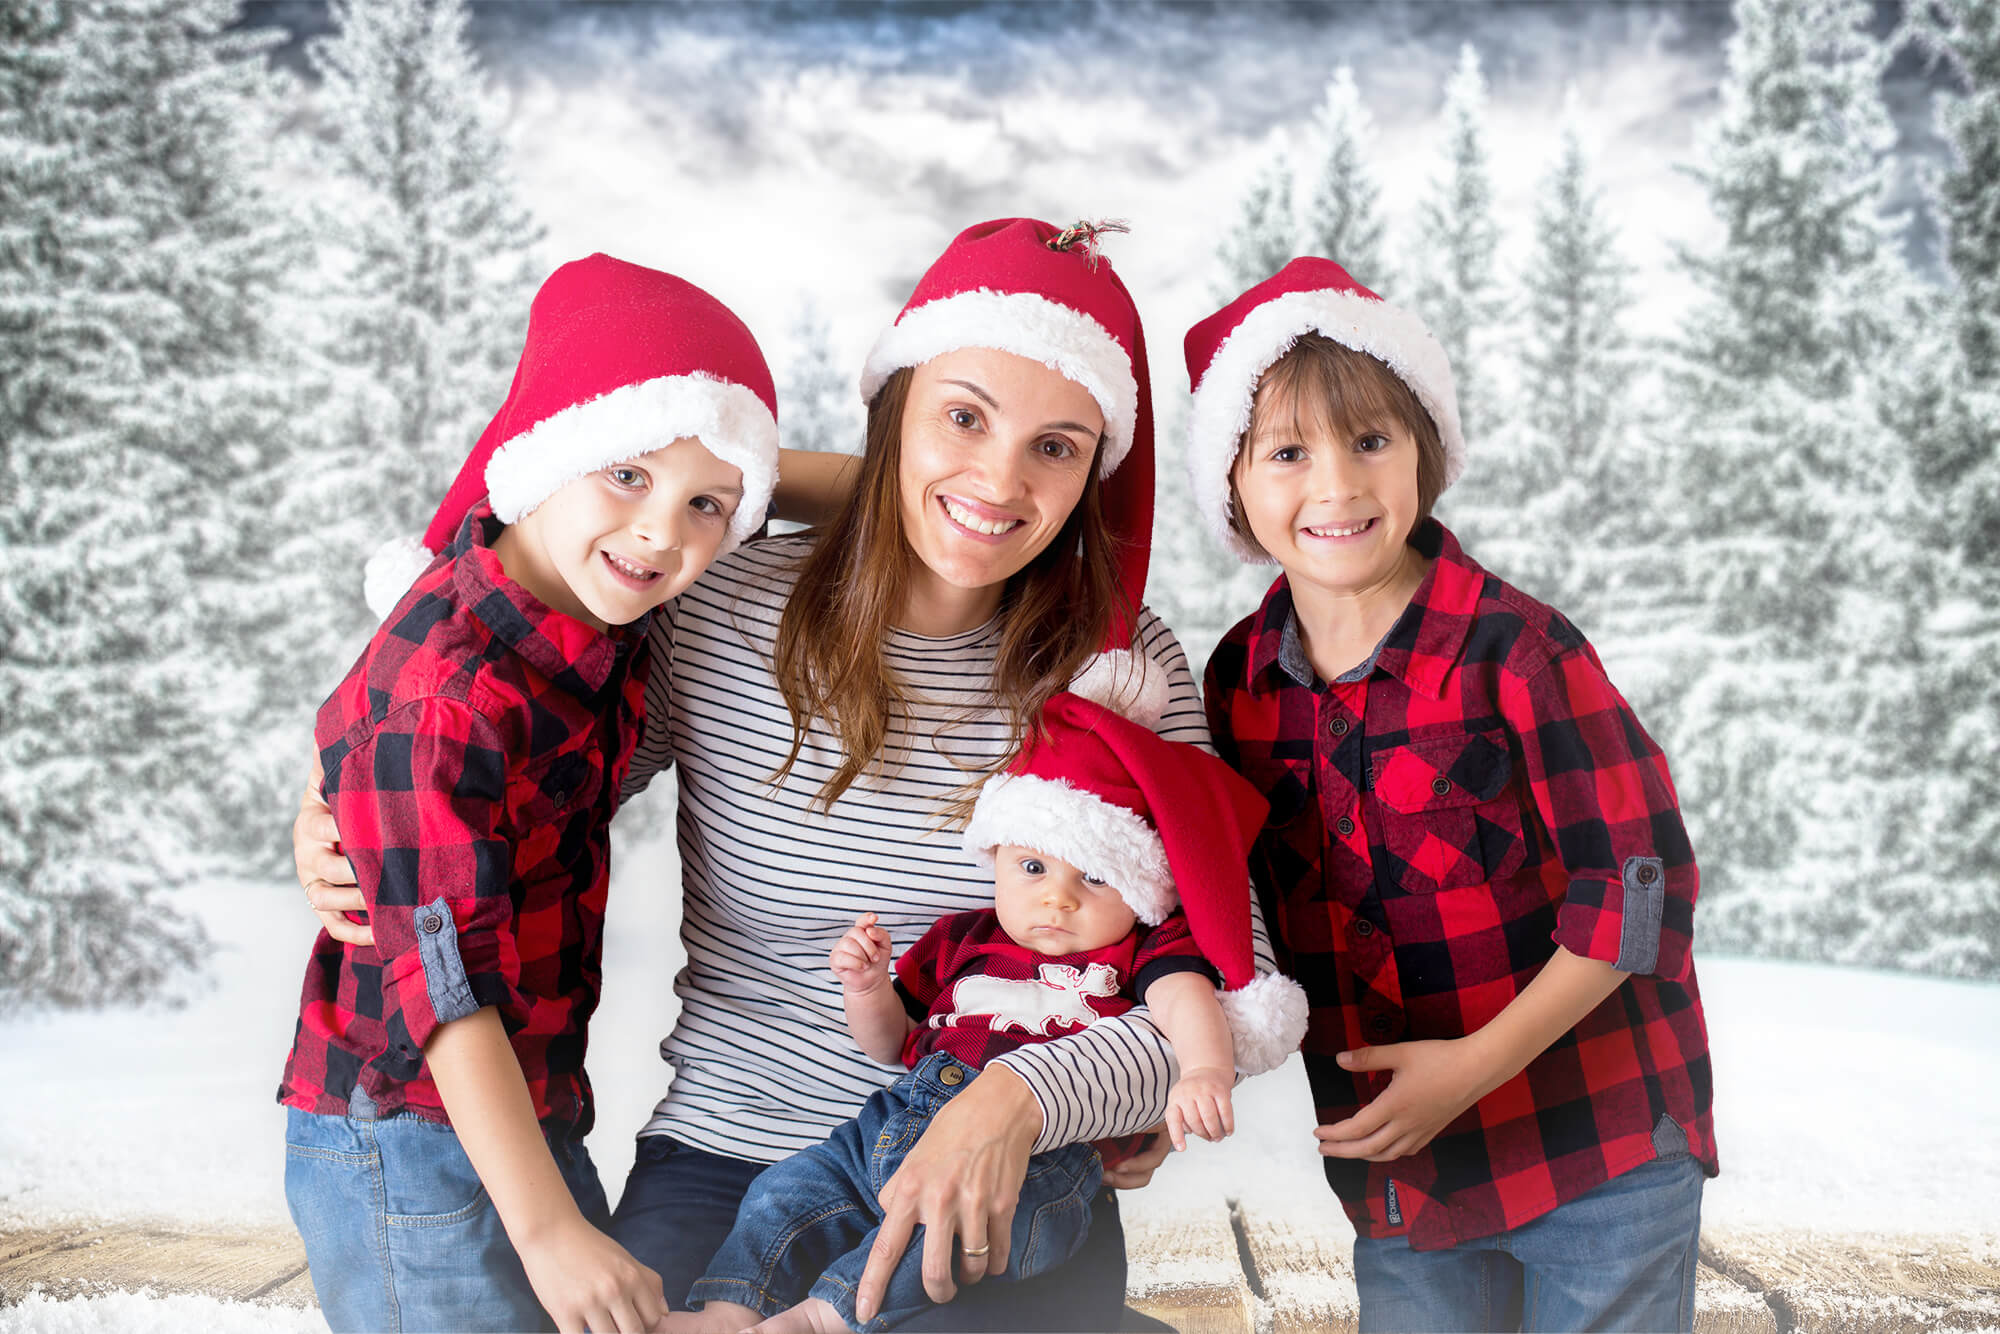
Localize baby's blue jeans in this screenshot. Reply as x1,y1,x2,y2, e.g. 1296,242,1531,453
688,1051,1103,1332
284,1088,611,1333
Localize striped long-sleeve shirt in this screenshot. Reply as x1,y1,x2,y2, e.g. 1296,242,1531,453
628,533,1277,1161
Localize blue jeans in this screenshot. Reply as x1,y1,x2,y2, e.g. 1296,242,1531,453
284,1092,612,1333
1351,1140,1705,1333
688,1053,1101,1332
610,1065,1160,1332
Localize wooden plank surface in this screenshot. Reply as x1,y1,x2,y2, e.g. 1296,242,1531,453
1120,1197,1256,1334
1702,1228,2000,1334
0,1222,311,1308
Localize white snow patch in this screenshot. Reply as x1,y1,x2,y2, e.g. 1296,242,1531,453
0,1290,323,1334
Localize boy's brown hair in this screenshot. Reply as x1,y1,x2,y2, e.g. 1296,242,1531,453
1226,334,1448,558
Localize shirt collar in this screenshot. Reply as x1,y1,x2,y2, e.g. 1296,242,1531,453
1246,518,1481,701
446,502,642,697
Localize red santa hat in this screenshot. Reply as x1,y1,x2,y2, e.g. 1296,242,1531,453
1182,257,1464,563
861,217,1155,648
961,654,1309,1075
363,253,780,618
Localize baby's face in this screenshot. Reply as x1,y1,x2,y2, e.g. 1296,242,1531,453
992,845,1139,956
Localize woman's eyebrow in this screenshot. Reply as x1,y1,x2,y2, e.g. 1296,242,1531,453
940,378,999,409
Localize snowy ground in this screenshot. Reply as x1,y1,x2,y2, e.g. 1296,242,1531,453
3,808,1997,1328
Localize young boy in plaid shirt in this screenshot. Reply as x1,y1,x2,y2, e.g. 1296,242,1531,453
668,660,1307,1334
1183,258,1715,1333
277,254,780,1334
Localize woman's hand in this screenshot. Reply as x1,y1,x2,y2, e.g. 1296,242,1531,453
853,1063,1041,1323
1101,1125,1171,1190
295,757,371,946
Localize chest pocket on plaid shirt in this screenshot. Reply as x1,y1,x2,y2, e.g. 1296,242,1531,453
1369,730,1525,894
509,747,605,861
1239,751,1322,909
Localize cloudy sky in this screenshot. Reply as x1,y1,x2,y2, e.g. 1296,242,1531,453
243,1,1947,393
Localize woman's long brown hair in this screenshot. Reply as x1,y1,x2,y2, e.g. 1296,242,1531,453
771,366,1132,817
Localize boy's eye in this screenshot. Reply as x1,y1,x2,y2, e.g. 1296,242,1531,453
1020,857,1045,876
1355,434,1390,454
690,496,726,517
1271,445,1305,464
607,465,647,489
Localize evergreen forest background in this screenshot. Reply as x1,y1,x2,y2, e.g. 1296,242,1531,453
2,0,1995,1011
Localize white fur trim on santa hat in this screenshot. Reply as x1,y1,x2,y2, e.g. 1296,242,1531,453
362,533,440,621
485,372,779,555
963,772,1176,926
860,289,1139,476
1188,287,1465,563
1219,970,1310,1076
1067,649,1171,734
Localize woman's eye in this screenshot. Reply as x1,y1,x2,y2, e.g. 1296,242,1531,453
948,407,979,430
1021,858,1045,876
1037,437,1076,460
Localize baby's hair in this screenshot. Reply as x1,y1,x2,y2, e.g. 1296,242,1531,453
1226,334,1448,557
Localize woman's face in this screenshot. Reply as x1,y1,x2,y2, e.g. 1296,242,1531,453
895,347,1103,628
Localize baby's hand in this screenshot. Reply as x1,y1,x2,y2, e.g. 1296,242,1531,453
830,912,893,995
1165,1066,1235,1151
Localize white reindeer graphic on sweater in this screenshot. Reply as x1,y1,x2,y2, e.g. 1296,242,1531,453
940,962,1122,1037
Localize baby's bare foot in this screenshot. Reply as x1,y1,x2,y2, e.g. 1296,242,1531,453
748,1296,849,1334
657,1301,766,1333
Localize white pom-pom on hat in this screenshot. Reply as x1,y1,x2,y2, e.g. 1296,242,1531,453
1067,649,1171,733
362,534,438,621
1219,970,1310,1075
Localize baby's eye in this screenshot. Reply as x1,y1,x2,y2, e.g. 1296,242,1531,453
1020,857,1046,876
1081,873,1107,887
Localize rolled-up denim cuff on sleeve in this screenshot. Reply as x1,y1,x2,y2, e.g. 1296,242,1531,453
1615,856,1666,975
414,897,480,1025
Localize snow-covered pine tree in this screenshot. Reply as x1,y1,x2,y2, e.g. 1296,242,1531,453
1661,0,1933,971
778,301,859,455
0,0,299,1007
1296,66,1389,286
274,0,544,689
1880,0,2000,975
1487,88,1639,625
1212,141,1295,301
1409,44,1503,448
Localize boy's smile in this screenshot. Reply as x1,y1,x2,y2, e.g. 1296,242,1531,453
495,437,745,631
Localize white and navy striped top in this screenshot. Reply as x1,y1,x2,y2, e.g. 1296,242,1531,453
628,534,1276,1163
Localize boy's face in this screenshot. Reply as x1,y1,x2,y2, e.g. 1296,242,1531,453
1232,383,1423,604
507,437,744,630
992,844,1139,956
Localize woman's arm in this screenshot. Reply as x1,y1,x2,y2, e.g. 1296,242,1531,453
770,448,860,527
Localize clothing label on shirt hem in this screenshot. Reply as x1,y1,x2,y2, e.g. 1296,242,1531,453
1384,1179,1403,1226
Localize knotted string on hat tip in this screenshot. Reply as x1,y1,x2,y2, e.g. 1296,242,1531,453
1046,218,1131,271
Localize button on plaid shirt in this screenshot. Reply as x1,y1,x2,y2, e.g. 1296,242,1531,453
279,504,649,1133
1203,519,1715,1251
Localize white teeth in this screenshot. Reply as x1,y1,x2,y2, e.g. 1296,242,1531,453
943,498,1023,536
1306,520,1373,538
606,552,657,579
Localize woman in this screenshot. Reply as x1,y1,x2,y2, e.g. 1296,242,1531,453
295,218,1279,1331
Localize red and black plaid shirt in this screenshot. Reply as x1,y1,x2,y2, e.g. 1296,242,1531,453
1204,519,1715,1251
278,503,649,1133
